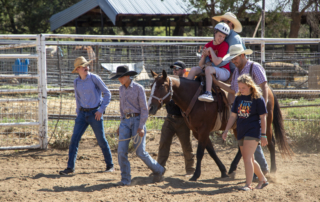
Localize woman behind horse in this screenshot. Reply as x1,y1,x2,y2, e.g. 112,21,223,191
187,22,230,102
222,74,269,191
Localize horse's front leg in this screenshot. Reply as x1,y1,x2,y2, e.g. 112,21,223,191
228,146,242,175
189,142,205,181
205,140,228,178
228,128,242,175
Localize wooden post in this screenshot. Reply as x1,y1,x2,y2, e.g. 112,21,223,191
95,45,99,73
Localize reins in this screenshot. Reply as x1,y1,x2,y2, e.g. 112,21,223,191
180,82,203,133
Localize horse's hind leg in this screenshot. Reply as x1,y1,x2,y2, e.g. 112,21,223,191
228,147,242,175
205,140,228,178
189,142,205,181
267,109,277,173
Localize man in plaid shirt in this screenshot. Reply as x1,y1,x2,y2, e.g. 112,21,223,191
213,44,268,107
212,44,269,179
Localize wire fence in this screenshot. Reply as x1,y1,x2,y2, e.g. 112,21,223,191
0,35,320,149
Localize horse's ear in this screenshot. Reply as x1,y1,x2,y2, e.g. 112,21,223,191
162,70,167,80
150,70,158,78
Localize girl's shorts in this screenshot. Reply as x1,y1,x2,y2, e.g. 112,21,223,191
238,136,260,146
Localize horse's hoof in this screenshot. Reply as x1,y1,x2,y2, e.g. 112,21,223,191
189,176,197,181
228,171,236,179
221,173,229,178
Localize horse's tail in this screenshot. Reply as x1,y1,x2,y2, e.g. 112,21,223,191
272,89,293,157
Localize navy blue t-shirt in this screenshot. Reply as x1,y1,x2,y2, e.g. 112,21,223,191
231,95,267,140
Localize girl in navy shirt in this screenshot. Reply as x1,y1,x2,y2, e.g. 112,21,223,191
222,74,268,191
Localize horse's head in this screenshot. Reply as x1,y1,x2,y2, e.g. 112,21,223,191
148,70,172,115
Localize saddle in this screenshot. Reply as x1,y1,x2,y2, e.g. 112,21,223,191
180,73,230,132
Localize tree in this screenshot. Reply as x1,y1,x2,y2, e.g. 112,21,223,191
187,0,293,38
277,0,318,51
0,0,81,34
188,0,262,26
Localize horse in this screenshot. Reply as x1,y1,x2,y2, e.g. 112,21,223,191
148,70,292,181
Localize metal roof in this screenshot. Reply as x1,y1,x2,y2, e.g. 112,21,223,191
50,0,192,31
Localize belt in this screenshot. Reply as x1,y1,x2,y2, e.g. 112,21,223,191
80,106,99,112
167,114,183,118
125,113,140,119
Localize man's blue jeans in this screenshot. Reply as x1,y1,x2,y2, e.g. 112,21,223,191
118,116,164,185
67,109,113,170
254,144,269,172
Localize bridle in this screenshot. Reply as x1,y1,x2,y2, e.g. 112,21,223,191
148,77,173,108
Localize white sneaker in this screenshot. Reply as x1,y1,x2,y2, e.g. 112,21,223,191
198,93,214,102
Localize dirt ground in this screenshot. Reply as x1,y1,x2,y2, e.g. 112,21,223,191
0,132,319,202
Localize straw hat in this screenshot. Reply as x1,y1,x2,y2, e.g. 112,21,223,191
110,65,138,80
212,12,242,33
72,56,93,73
222,44,253,61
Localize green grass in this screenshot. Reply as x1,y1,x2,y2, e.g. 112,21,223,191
278,97,320,105
47,117,164,150
284,120,320,153
0,117,26,123
278,97,320,119
283,107,320,119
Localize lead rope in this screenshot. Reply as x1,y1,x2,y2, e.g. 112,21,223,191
117,133,143,156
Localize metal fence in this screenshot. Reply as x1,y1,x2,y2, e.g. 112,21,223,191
0,35,47,150
1,34,320,150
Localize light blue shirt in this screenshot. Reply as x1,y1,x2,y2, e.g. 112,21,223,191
119,80,148,129
74,72,111,115
217,29,246,70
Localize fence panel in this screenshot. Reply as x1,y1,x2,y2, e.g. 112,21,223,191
1,34,320,149
41,37,320,146
0,35,45,149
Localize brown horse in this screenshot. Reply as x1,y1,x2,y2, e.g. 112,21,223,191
148,70,291,181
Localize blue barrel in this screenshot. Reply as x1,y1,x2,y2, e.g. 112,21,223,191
12,59,29,75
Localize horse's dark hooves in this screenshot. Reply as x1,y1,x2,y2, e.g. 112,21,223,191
228,171,236,179
189,176,198,181
221,173,229,178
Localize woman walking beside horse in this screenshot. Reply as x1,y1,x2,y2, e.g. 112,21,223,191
222,74,269,191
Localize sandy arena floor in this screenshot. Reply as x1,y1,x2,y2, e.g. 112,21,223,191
0,131,319,202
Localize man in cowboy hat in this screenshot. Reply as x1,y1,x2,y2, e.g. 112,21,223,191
156,61,195,176
111,65,165,186
59,56,114,175
212,44,269,178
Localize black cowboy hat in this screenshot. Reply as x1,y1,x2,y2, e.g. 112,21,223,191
110,65,138,80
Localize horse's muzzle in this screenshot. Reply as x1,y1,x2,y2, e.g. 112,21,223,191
148,104,158,115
